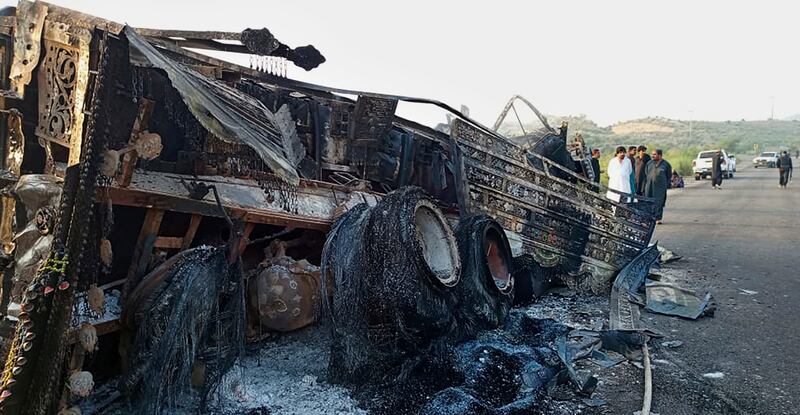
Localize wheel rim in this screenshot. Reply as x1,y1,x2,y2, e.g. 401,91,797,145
413,201,460,287
482,225,514,294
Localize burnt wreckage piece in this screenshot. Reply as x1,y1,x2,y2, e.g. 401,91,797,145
0,28,112,414
322,187,462,384
321,186,536,380
240,28,325,71
119,246,244,415
453,214,515,335
359,311,570,415
0,2,659,413
324,188,610,413
526,133,582,182
450,117,656,293
511,254,554,306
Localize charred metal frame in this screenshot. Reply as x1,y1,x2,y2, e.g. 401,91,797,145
0,1,656,410
449,119,654,292
0,0,656,300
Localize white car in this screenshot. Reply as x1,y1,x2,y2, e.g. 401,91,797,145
692,150,733,180
752,152,778,168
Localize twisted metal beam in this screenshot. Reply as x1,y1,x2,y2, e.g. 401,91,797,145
492,95,554,133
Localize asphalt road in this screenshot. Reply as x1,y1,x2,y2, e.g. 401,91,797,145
648,162,799,414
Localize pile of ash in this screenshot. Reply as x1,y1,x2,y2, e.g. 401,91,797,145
350,311,573,415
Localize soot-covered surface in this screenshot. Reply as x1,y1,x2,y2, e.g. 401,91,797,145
321,188,462,384
197,313,574,415
351,311,574,415
119,246,244,415
318,187,608,414
99,326,364,415
90,304,611,415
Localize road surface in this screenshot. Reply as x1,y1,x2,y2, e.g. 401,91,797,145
648,163,799,414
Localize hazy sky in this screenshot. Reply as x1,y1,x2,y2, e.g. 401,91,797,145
6,0,800,127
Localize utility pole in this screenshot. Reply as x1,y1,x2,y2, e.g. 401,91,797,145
688,110,693,141
770,96,775,120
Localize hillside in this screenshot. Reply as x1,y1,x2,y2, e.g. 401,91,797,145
501,115,800,154
499,115,800,176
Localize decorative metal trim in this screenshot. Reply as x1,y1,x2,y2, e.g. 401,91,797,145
347,95,397,168
610,244,660,330
273,103,304,167
34,20,91,167
450,119,656,291
8,1,48,98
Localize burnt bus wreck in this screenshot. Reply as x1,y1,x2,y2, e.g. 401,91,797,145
0,1,656,414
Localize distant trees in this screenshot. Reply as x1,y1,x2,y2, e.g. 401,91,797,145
717,138,744,154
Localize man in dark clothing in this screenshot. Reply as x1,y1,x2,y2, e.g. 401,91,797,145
627,146,638,194
777,151,793,188
634,145,651,195
587,148,602,193
644,149,672,224
590,149,601,183
711,150,725,189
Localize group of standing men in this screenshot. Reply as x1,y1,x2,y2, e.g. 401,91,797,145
591,145,672,224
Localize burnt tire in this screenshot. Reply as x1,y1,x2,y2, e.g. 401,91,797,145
511,255,553,306
363,187,461,342
323,187,462,383
453,215,514,335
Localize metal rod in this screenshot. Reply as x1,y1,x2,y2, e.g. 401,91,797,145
510,103,527,135
641,341,653,415
246,227,296,246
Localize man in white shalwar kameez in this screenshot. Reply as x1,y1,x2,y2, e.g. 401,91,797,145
606,146,633,202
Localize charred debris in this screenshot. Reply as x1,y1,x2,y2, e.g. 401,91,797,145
0,1,663,414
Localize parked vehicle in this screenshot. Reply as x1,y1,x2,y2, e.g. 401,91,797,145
693,150,733,180
753,152,779,168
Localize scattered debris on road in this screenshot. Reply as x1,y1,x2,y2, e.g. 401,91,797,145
660,340,684,348
656,245,682,264
645,281,716,320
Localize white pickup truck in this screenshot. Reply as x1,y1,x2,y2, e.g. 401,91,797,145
692,150,732,180
752,151,778,168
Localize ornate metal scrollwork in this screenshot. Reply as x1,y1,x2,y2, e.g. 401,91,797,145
34,21,91,167
450,119,656,290
36,44,79,145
